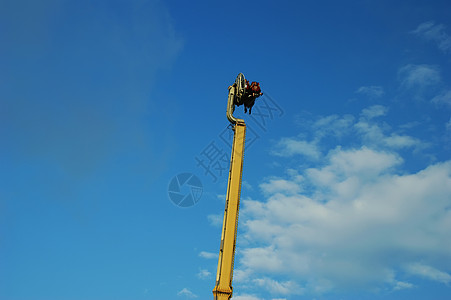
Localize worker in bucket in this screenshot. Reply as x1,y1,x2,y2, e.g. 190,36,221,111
243,81,263,114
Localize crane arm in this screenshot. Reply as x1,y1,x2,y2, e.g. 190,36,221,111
213,75,247,300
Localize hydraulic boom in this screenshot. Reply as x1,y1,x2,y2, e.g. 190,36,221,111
212,74,262,300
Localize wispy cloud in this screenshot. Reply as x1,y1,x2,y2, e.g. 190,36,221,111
207,214,223,227
272,138,321,160
260,178,302,195
199,251,217,259
275,106,424,162
412,21,451,53
397,64,451,105
355,119,422,150
197,268,212,279
253,277,304,295
242,181,254,191
392,281,414,291
361,105,388,119
432,89,451,106
312,114,355,138
406,263,451,284
398,64,441,90
355,86,385,98
177,288,198,298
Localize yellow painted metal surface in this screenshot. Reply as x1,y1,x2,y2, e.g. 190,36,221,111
212,121,246,300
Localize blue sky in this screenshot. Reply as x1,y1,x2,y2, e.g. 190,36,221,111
1,0,451,299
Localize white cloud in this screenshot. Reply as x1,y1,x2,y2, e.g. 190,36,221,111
432,89,451,106
406,263,451,284
240,246,285,273
385,134,420,149
197,268,211,279
361,105,388,119
242,181,254,190
355,86,385,98
207,214,223,227
253,277,304,295
399,121,421,130
235,108,451,297
392,281,414,291
217,194,226,201
355,118,422,150
238,160,451,295
272,138,320,160
260,178,302,195
399,64,441,90
199,251,217,259
318,147,402,179
412,21,451,53
177,288,198,298
313,114,355,138
234,268,256,284
288,109,424,157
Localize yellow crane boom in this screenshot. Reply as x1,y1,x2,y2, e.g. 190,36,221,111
213,74,261,299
